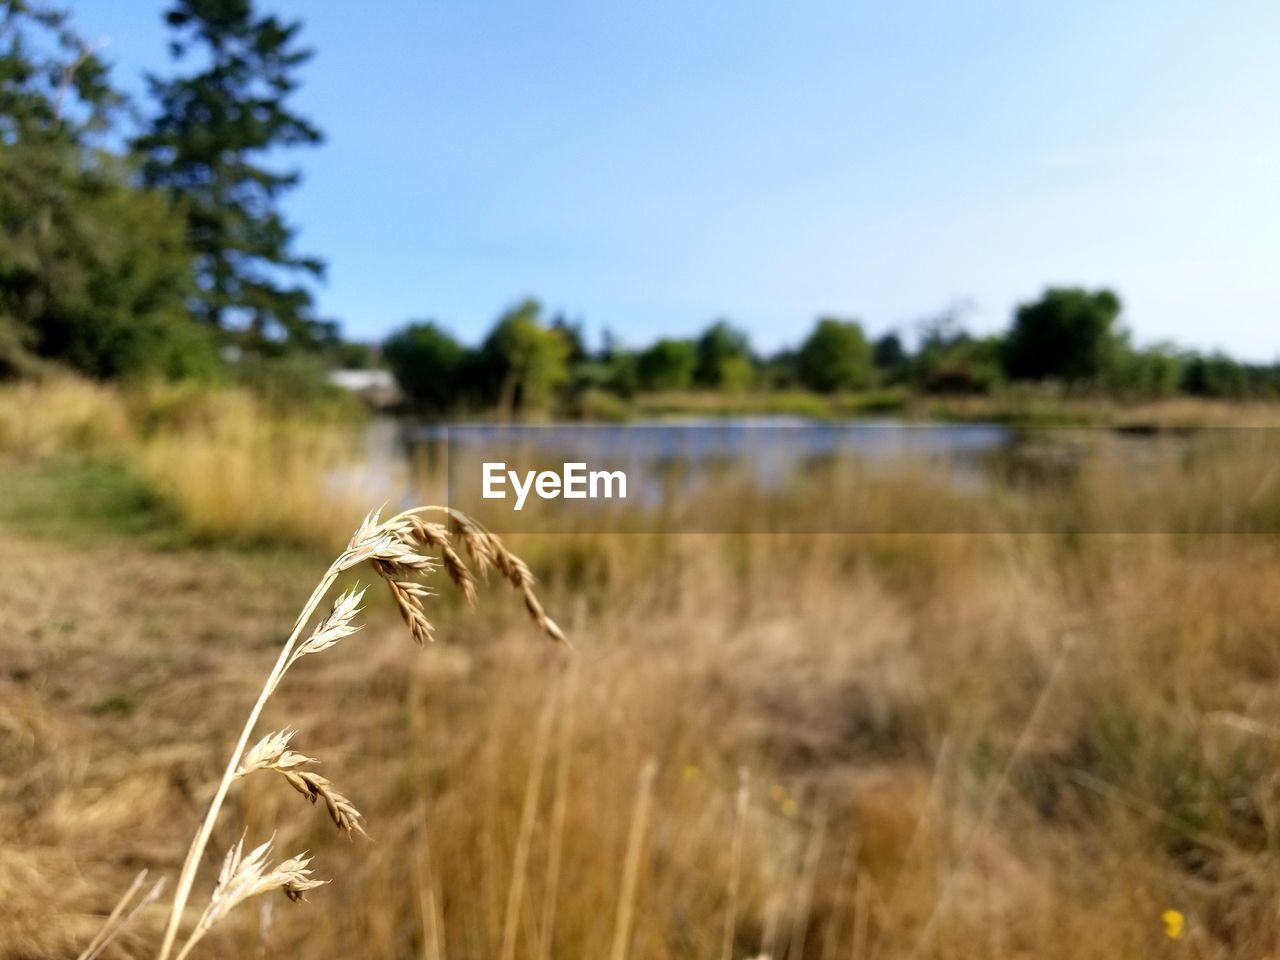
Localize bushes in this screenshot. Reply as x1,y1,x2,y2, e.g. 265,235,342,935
1003,288,1123,383
636,338,696,392
795,317,873,392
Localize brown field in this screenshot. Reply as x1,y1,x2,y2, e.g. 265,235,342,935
3,379,1280,959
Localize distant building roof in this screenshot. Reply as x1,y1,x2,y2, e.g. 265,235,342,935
328,368,402,407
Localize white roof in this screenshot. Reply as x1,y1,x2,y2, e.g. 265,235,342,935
328,369,399,391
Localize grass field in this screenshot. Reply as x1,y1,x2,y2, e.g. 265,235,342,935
2,379,1280,959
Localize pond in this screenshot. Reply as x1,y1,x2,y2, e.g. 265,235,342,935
338,416,1276,534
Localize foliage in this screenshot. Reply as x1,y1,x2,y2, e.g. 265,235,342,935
231,352,359,415
636,338,696,391
331,340,376,369
795,316,873,392
135,0,328,351
694,319,754,391
383,321,467,413
1002,287,1123,383
0,1,217,381
873,332,909,384
1106,342,1184,398
549,313,588,364
476,298,571,415
1179,353,1280,399
923,337,1004,395
911,313,1002,394
378,291,1278,415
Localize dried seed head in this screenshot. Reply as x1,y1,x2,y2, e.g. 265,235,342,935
289,586,367,666
346,507,384,552
442,514,567,644
274,853,328,903
281,770,369,838
236,729,317,779
181,836,326,957
239,732,368,838
451,515,496,574
374,565,436,645
409,518,478,605
362,509,566,647
522,586,567,644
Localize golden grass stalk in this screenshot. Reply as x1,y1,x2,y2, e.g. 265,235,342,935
786,801,828,960
610,759,658,960
818,836,860,960
237,730,370,838
174,835,325,960
146,505,563,960
850,875,871,960
498,686,557,960
414,804,446,960
76,870,166,960
537,662,579,960
720,768,750,960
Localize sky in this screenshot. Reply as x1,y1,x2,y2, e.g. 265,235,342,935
76,0,1279,359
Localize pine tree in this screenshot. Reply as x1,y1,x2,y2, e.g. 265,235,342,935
135,0,328,351
1,1,213,380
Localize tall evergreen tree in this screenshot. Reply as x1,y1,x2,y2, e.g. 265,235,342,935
135,0,327,351
1,1,214,380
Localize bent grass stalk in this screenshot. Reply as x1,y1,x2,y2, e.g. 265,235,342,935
122,504,566,960
76,870,166,960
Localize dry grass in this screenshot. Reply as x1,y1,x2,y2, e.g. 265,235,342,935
84,505,566,960
0,377,385,548
134,393,385,547
0,375,134,459
5,521,1278,957
3,381,1280,958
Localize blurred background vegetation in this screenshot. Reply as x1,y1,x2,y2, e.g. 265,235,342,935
2,0,1278,423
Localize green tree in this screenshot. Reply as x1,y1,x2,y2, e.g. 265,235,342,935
383,321,468,412
0,1,216,380
921,336,1003,394
135,0,327,350
694,319,753,391
331,339,375,369
757,349,798,389
905,311,1002,393
478,299,570,414
1182,352,1250,398
636,338,696,391
795,316,873,392
1002,287,1122,383
872,332,909,384
1106,341,1183,397
549,312,588,364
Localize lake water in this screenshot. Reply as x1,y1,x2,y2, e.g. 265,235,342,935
343,417,1276,534
398,418,1019,532
410,417,1014,482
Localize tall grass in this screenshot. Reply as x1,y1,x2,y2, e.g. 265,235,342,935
0,377,385,547
0,376,133,459
3,378,1280,957
134,391,383,547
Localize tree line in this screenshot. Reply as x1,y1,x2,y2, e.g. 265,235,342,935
0,0,340,385
384,289,1280,415
1,0,1275,414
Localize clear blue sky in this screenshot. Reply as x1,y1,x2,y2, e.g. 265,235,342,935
77,0,1279,359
